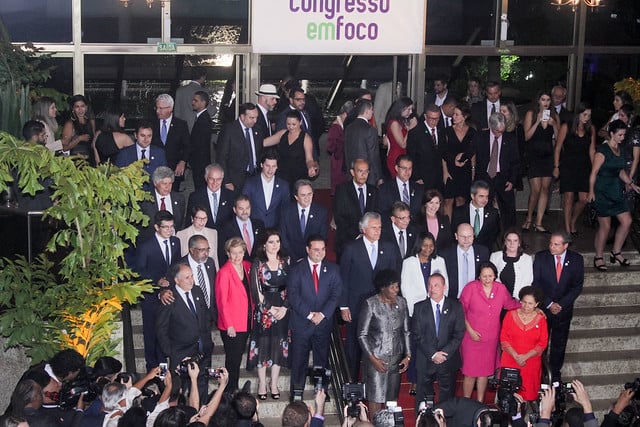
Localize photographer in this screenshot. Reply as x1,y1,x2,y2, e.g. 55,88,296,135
537,380,597,427
601,386,636,427
282,388,326,427
341,401,370,427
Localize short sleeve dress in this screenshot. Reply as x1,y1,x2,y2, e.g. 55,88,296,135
594,143,627,217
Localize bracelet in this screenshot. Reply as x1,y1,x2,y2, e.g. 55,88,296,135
554,165,559,168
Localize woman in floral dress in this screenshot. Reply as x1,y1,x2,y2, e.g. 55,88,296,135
247,229,290,400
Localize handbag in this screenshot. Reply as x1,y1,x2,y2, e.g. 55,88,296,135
583,202,598,228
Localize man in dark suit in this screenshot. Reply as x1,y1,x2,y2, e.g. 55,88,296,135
344,99,383,186
339,212,401,380
378,155,424,219
174,66,213,132
177,234,217,324
438,97,457,130
275,86,320,160
551,85,573,124
280,179,328,262
115,121,167,191
217,195,266,265
190,91,213,190
424,75,451,108
382,201,418,260
255,83,279,137
411,273,465,407
241,152,290,228
440,223,490,299
532,231,584,382
151,93,190,191
134,210,181,370
407,104,445,194
156,263,213,402
287,235,342,397
140,166,186,241
217,102,265,192
451,180,501,250
333,159,379,258
186,163,235,230
470,113,519,229
471,81,504,130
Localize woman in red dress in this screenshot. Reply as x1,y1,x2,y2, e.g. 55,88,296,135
385,97,417,178
500,286,549,401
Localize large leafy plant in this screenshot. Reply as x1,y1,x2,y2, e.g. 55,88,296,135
0,132,153,365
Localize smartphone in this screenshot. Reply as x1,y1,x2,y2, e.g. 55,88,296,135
159,363,168,379
542,109,551,121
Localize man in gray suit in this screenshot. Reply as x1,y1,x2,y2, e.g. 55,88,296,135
344,99,383,186
175,67,215,132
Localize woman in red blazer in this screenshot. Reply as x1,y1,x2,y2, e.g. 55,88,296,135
216,236,253,392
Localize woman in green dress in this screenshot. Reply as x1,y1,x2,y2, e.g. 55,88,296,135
588,120,640,270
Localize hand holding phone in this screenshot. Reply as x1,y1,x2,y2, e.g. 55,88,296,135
542,109,551,121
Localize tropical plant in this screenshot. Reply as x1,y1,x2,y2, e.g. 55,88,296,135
614,78,640,112
0,131,154,364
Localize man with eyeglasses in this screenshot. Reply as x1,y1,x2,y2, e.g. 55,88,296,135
382,201,418,260
140,166,186,241
378,155,424,220
176,205,219,267
407,104,446,194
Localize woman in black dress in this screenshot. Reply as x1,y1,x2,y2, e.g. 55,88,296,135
61,94,96,163
276,110,319,191
553,103,596,235
92,107,134,165
247,229,290,401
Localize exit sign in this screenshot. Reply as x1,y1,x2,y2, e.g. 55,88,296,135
157,42,177,52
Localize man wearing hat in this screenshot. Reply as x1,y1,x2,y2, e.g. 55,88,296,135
255,83,280,137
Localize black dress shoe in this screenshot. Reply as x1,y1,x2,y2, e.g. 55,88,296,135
409,384,417,396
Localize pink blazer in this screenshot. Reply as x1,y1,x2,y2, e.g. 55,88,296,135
215,260,253,332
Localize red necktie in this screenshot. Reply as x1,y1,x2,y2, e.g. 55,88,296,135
160,197,166,211
555,255,562,282
312,264,319,294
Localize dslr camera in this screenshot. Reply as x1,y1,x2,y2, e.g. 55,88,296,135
490,367,522,416
342,383,365,418
177,353,204,375
308,366,331,394
386,401,404,426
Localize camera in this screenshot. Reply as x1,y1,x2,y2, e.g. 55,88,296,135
553,381,575,411
157,364,168,380
206,368,224,379
386,401,404,426
490,368,522,416
624,377,640,399
177,353,204,375
342,383,365,418
308,366,331,394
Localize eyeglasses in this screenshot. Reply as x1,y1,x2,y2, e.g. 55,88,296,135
394,215,411,221
158,224,174,229
193,216,208,221
194,247,210,252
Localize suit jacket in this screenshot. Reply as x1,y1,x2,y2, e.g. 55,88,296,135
344,118,382,185
339,238,401,312
451,203,500,250
333,181,379,253
400,255,450,315
134,235,181,285
215,260,253,332
471,98,509,130
411,296,465,374
151,116,190,171
217,120,264,191
556,106,573,124
217,218,266,265
381,221,418,260
115,144,167,191
255,105,272,138
418,212,455,252
287,259,342,336
532,249,584,318
440,244,490,299
407,120,445,192
189,111,213,187
156,284,213,369
186,187,235,230
471,129,520,185
140,191,186,240
178,254,218,323
378,179,425,219
241,175,291,228
424,91,451,108
174,81,213,132
279,202,329,262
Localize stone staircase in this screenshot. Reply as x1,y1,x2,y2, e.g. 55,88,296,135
130,310,341,426
561,254,640,419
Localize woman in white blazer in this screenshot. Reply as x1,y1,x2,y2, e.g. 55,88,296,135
177,205,220,269
489,228,533,298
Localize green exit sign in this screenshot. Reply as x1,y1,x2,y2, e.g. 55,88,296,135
157,42,177,52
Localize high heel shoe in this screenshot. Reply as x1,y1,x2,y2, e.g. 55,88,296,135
593,257,608,271
409,384,417,396
270,381,280,400
533,224,551,234
257,381,267,401
610,252,631,267
521,221,532,232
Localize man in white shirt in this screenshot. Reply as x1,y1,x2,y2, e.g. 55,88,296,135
241,152,290,228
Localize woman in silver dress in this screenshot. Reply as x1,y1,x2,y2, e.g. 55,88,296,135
357,269,411,414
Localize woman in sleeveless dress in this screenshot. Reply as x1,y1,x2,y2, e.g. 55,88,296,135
61,94,95,164
93,107,134,165
276,110,318,192
384,97,417,178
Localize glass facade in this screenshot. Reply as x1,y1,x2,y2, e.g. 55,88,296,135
0,0,72,43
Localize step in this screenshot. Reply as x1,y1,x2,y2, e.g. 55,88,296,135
566,328,640,353
569,306,639,330
574,284,640,308
583,268,640,287
565,374,635,400
562,350,639,377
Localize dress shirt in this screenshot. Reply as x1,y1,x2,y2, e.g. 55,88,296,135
488,131,502,174
174,285,196,313
363,237,378,266
260,174,275,209
236,217,254,246
352,181,367,206
298,204,309,224
396,177,411,202
155,191,173,215
486,100,501,124
160,116,173,137
155,233,173,265
426,124,438,145
306,258,325,319
257,104,271,136
136,143,148,160
435,90,448,107
548,251,567,308
456,245,476,297
195,109,206,119
469,204,485,230
187,254,211,292
392,223,407,257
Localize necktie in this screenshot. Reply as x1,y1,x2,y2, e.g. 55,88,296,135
197,264,210,308
474,209,481,237
488,136,499,178
185,291,197,317
160,197,166,211
399,230,405,258
358,187,365,214
300,208,306,234
243,223,252,255
163,240,170,265
402,183,410,205
462,252,469,293
301,111,310,133
370,243,377,268
212,192,218,222
556,255,562,282
245,127,255,174
435,303,441,336
141,149,146,160
161,120,167,144
312,263,319,294
491,103,497,114
431,127,437,145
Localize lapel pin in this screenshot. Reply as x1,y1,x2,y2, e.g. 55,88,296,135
310,214,314,219
323,266,327,273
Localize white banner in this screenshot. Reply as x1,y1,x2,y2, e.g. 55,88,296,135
252,0,426,54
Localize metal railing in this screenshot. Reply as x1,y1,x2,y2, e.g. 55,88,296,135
328,319,352,424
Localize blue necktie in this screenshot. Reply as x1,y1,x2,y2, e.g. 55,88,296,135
435,303,441,336
185,291,197,317
402,183,410,205
163,240,171,266
300,208,306,234
161,120,167,144
358,187,365,214
370,243,377,268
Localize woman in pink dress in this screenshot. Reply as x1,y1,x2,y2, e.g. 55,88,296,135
459,262,520,402
385,97,418,178
500,286,548,401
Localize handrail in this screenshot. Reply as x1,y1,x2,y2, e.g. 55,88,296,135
0,206,44,264
328,318,352,425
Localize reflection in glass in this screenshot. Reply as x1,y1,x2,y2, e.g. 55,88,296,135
426,0,494,45
0,0,71,43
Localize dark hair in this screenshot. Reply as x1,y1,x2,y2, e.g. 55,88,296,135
294,179,313,195
470,180,490,195
391,201,410,218
153,210,174,227
570,102,593,138
289,87,305,100
260,150,279,164
68,94,89,109
234,194,250,208
238,102,257,116
422,189,443,206
285,109,302,122
619,103,635,125
518,285,543,304
50,349,85,381
531,89,559,121
356,99,373,115
92,356,122,378
9,380,41,417
385,96,414,123
231,391,257,420
100,107,125,132
254,228,285,261
306,233,326,248
477,261,498,279
424,103,440,115
190,66,207,81
118,406,148,427
136,120,154,134
22,120,44,141
564,406,585,427
485,81,501,91
614,90,633,106
189,204,208,219
187,234,208,249
607,119,627,136
433,74,449,85
410,231,437,260
374,269,400,293
282,401,310,427
19,368,50,389
193,90,209,107
355,88,372,100
501,228,524,257
395,154,412,167
154,406,188,427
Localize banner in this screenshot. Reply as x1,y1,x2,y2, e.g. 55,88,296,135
252,0,425,54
